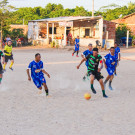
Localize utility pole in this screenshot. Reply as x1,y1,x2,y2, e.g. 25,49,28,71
0,21,2,49
126,30,129,48
92,0,94,17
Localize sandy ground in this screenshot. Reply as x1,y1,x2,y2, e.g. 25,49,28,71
0,47,135,135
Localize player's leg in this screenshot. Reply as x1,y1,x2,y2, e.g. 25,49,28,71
72,50,76,56
90,74,96,94
0,74,2,84
3,56,8,70
42,83,49,96
104,75,111,88
9,56,14,71
109,75,114,90
99,79,108,98
41,77,49,96
33,78,42,94
76,50,79,57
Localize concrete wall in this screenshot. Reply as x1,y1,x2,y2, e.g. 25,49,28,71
10,25,28,35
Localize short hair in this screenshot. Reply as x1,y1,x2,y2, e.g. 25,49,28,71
7,40,12,43
93,48,98,52
115,42,118,45
35,53,40,57
110,47,115,49
88,43,92,47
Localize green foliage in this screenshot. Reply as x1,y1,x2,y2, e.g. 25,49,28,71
116,24,132,42
0,1,135,40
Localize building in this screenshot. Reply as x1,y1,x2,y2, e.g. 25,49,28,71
112,13,135,35
28,16,116,48
10,25,28,35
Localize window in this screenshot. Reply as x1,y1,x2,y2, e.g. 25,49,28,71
49,27,56,34
85,29,90,36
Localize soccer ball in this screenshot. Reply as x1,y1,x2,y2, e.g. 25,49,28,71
84,93,91,100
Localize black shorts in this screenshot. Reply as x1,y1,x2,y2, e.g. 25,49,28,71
88,71,104,81
0,63,3,74
5,55,13,63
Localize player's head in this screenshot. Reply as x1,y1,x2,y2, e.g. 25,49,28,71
88,43,93,51
7,40,12,46
110,47,115,55
114,42,118,48
93,48,98,57
77,36,79,39
35,53,41,62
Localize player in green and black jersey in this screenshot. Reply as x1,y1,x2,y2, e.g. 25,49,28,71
0,50,5,84
77,48,108,98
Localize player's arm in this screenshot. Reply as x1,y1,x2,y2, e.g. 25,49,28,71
98,59,103,72
81,53,84,58
118,53,121,61
77,58,86,69
103,59,107,69
42,69,50,78
27,69,31,81
2,55,5,64
4,46,9,54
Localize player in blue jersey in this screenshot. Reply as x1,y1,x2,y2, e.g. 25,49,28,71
103,47,117,90
27,53,50,96
81,43,93,81
114,42,121,75
72,36,80,57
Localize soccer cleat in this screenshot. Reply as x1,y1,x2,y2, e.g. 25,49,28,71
3,69,6,72
83,76,86,81
91,87,97,94
9,67,13,71
72,53,74,56
109,85,113,90
103,94,108,98
76,55,79,57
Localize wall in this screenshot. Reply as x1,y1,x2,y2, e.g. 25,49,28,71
103,20,116,40
10,25,28,35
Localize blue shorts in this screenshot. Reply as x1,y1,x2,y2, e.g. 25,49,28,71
32,76,46,88
106,67,115,76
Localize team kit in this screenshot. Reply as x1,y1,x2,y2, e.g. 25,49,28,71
0,40,120,98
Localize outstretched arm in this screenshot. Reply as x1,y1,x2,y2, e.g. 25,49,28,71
42,69,50,78
119,53,121,61
98,60,103,72
103,59,107,69
77,58,86,69
27,69,31,81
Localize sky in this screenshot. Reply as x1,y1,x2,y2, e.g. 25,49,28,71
8,0,134,11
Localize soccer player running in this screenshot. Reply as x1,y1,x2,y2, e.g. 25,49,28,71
72,36,80,57
3,40,14,71
0,50,5,84
77,48,108,98
27,53,50,96
114,42,121,75
103,47,117,90
81,43,93,81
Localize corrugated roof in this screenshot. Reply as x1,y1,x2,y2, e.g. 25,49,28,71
29,16,102,22
123,12,135,19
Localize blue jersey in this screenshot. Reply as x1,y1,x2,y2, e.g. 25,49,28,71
104,53,117,69
28,60,44,79
75,38,80,51
83,50,93,67
115,47,120,60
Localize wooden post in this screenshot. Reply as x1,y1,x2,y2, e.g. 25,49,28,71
64,26,67,46
52,23,54,41
92,0,94,17
126,30,129,48
47,22,49,39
